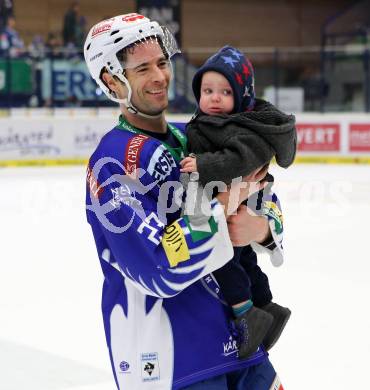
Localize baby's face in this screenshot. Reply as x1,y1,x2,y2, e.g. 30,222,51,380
199,71,234,115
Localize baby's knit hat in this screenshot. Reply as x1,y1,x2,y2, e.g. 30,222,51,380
192,45,255,113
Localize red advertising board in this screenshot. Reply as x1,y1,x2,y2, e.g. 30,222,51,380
296,123,340,152
349,124,370,152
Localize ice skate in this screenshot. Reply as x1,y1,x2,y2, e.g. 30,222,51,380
235,306,273,359
261,302,291,351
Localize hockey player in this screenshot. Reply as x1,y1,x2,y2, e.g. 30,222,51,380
84,13,285,389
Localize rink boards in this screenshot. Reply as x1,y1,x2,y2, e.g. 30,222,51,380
0,109,370,166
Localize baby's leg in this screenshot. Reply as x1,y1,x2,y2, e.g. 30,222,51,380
213,248,273,359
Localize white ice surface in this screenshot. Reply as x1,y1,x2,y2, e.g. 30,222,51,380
0,164,369,389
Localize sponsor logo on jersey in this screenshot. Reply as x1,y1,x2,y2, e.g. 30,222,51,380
269,375,284,390
86,165,103,198
263,201,283,234
147,145,176,184
162,221,190,267
124,134,149,178
141,352,160,382
119,360,130,373
222,336,239,357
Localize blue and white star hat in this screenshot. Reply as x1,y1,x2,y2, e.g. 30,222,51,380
192,45,255,113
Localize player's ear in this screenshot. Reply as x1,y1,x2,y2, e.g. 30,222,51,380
101,71,129,99
102,72,118,92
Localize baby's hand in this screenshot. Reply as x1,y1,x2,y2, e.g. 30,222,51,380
180,156,197,173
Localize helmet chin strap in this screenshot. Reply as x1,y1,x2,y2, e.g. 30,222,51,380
124,99,164,119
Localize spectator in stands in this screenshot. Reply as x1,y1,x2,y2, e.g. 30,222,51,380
45,32,63,59
0,15,24,57
62,0,86,50
75,13,86,50
0,0,13,31
28,34,45,59
63,1,79,46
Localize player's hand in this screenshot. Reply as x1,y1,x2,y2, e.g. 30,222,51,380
180,156,198,173
216,165,269,216
244,163,270,183
228,205,270,246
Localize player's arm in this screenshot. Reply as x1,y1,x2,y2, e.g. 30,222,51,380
86,157,235,298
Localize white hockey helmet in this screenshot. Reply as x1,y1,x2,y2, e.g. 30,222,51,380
84,13,180,117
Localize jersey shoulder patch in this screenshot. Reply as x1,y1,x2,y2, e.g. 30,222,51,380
147,144,177,184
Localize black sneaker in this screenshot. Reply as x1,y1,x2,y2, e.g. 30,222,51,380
234,306,273,359
261,302,291,351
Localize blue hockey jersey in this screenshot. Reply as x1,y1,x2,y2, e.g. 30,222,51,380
85,119,284,389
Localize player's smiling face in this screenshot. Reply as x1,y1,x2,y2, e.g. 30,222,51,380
199,71,234,115
125,42,171,116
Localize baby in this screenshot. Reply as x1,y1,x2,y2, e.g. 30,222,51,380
181,46,296,358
